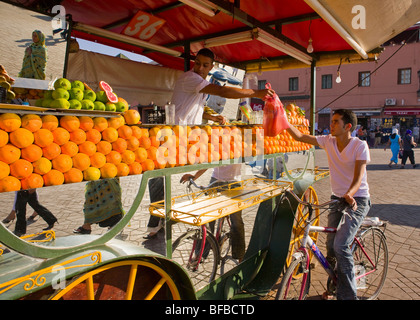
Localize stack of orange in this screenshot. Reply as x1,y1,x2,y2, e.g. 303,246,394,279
264,129,311,154
0,106,313,193
0,110,142,192
285,103,310,126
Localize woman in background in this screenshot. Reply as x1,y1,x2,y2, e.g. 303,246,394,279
18,30,47,80
384,128,401,168
73,178,124,234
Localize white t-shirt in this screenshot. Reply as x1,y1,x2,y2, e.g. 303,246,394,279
212,164,242,182
316,135,370,198
171,69,210,125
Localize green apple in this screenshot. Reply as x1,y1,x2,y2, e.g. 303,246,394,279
81,99,95,110
54,78,71,90
35,98,43,107
69,88,83,101
52,88,69,100
43,90,53,100
69,99,82,109
71,80,84,90
83,90,96,102
94,101,106,111
105,102,116,112
95,91,109,103
41,98,53,108
115,101,128,112
50,98,70,109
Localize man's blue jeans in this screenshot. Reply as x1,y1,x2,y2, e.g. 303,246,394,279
326,196,371,300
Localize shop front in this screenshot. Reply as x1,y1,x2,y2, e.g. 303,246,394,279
383,107,420,134
353,109,383,131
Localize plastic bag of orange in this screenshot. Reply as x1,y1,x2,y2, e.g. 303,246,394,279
263,83,289,137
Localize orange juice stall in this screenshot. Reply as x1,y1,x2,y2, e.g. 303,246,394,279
0,0,417,300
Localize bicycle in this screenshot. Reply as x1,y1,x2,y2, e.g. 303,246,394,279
171,178,239,283
276,189,388,300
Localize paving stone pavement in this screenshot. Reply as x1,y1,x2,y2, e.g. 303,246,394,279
1,147,419,299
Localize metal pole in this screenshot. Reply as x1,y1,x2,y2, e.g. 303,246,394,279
184,42,191,72
62,15,73,78
165,174,172,258
310,61,316,135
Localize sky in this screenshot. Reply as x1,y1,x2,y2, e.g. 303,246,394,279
77,38,154,64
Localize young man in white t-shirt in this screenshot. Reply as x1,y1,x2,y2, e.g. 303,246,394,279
171,48,274,125
145,49,274,239
286,109,371,300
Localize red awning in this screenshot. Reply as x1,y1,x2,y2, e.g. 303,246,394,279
8,0,420,72
63,0,347,71
383,108,420,116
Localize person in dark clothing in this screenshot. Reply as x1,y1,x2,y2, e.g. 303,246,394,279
400,129,417,169
14,189,57,236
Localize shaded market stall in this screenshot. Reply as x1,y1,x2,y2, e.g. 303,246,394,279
1,0,420,300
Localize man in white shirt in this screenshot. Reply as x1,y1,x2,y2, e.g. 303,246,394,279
286,109,371,300
171,48,273,125
145,49,274,239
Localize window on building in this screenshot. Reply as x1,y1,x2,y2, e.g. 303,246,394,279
321,74,333,89
289,77,299,91
358,71,371,87
258,80,267,90
398,68,411,84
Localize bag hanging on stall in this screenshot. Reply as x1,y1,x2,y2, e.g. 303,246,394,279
263,83,289,137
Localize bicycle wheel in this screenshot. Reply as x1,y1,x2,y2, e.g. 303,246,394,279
218,232,231,260
172,229,219,286
287,187,320,269
275,252,310,300
353,227,388,300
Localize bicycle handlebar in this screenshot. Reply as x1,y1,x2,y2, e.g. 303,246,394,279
284,189,346,210
188,178,205,190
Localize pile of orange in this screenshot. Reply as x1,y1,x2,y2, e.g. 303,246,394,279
0,110,143,192
0,107,312,193
264,128,311,154
285,103,310,126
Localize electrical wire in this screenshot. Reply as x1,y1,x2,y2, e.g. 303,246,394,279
317,28,420,114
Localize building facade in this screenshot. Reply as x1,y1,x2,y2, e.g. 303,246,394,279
253,27,420,140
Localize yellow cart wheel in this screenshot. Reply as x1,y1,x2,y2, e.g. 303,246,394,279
286,187,320,276
49,259,182,300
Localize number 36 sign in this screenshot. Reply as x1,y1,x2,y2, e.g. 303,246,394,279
122,10,166,41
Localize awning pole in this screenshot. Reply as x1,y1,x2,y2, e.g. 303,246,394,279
310,60,316,135
63,15,73,78
184,42,191,72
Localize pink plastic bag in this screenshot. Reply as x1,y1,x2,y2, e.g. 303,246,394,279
263,83,289,137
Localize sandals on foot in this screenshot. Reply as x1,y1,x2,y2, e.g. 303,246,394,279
143,232,158,240
322,291,334,300
73,226,91,234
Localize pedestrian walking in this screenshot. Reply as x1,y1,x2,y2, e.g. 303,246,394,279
400,129,417,169
14,189,57,237
384,128,401,167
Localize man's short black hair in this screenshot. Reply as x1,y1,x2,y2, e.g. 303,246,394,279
196,48,215,62
333,109,357,132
